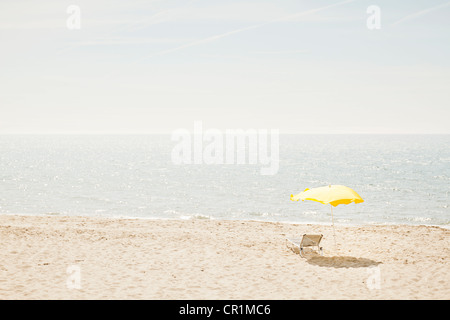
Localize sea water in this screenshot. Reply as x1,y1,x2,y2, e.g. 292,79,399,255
0,134,448,227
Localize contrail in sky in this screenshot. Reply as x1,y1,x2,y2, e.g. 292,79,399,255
392,1,450,26
141,0,357,60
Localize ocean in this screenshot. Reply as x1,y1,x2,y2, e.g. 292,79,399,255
0,134,448,227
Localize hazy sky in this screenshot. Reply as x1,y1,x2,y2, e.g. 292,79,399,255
1,0,449,134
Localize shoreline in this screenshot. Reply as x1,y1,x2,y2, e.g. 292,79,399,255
1,212,449,230
1,214,449,299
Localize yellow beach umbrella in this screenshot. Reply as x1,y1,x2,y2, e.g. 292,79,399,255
290,185,364,248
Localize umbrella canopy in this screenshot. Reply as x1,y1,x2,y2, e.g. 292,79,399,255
290,185,364,207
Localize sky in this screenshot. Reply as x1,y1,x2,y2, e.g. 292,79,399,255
0,0,449,134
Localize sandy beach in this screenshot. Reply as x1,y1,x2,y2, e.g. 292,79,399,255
0,214,448,300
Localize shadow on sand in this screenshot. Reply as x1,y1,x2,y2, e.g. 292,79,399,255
287,246,381,268
306,255,381,268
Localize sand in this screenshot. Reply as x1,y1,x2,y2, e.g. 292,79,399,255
0,214,449,300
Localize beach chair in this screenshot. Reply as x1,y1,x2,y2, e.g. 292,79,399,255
286,234,323,258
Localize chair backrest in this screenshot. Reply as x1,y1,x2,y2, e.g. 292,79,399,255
301,234,323,247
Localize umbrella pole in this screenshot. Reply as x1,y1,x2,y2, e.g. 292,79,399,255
331,205,337,251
